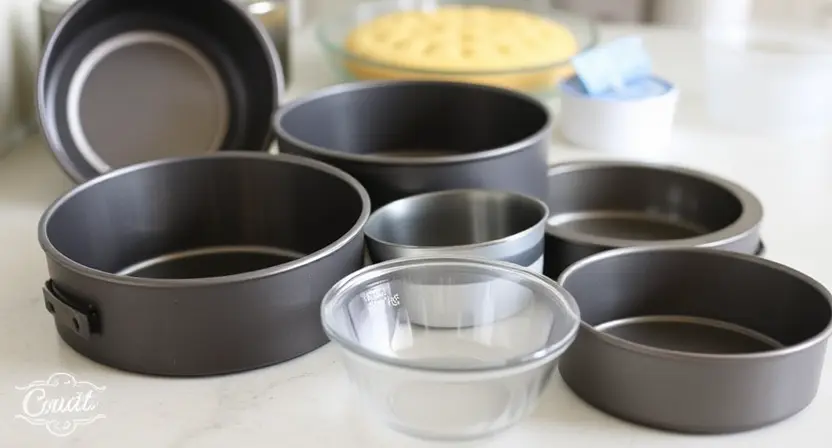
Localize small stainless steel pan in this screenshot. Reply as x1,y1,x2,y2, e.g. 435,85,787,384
364,189,548,328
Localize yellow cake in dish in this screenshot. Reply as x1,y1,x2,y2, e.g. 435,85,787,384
343,5,579,91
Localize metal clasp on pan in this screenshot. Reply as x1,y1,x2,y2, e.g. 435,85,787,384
42,280,100,339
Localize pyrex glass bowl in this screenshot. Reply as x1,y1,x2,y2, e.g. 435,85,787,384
316,0,598,98
321,256,580,441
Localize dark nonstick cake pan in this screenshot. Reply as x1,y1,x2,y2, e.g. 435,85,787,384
38,152,370,376
274,80,551,209
543,161,764,278
558,247,832,434
38,0,283,182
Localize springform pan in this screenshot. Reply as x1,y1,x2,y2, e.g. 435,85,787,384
274,80,551,209
558,247,832,434
38,0,283,183
38,152,370,376
544,161,763,278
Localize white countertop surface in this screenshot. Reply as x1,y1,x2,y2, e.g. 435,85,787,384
2,25,832,447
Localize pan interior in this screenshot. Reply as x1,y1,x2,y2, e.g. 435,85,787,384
277,84,548,157
367,192,545,247
548,211,708,241
44,157,365,280
116,246,304,279
561,250,832,352
66,31,230,172
547,166,745,243
596,316,782,354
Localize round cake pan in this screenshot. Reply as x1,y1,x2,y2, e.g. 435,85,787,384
38,152,370,376
38,0,283,183
364,189,548,328
558,247,832,434
274,80,551,209
543,161,763,279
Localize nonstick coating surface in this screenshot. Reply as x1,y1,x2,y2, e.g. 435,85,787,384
65,31,230,173
275,81,551,209
39,0,281,182
543,162,763,278
595,316,783,354
116,246,304,279
38,153,370,376
558,247,832,434
549,211,708,241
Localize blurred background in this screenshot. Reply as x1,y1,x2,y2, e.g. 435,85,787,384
297,0,832,25
2,0,830,158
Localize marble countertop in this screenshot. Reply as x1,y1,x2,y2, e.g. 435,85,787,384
1,25,831,447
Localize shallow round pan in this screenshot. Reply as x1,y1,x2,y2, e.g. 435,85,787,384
38,152,370,376
544,161,763,278
558,247,832,434
274,80,551,209
38,0,283,182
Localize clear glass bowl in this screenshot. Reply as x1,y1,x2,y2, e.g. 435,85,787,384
316,0,598,98
321,256,580,441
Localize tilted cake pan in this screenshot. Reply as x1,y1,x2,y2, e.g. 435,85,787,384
38,0,283,183
543,161,764,278
558,247,832,434
364,189,549,328
38,152,370,376
274,80,551,209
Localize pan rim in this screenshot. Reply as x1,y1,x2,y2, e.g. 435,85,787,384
544,161,763,250
364,189,549,253
558,246,832,362
37,0,284,184
272,80,553,166
37,152,371,289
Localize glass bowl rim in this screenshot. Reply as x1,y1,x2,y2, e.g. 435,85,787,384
315,0,599,77
320,256,581,374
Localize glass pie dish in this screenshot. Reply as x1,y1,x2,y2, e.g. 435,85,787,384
316,0,598,98
320,256,580,441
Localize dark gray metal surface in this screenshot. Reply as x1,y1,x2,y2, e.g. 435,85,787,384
38,0,283,183
558,247,832,434
38,152,370,376
274,81,551,209
543,161,763,279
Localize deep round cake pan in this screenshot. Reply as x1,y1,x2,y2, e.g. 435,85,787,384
543,161,763,279
38,0,283,183
364,189,549,328
38,152,370,376
274,80,551,209
558,247,832,434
